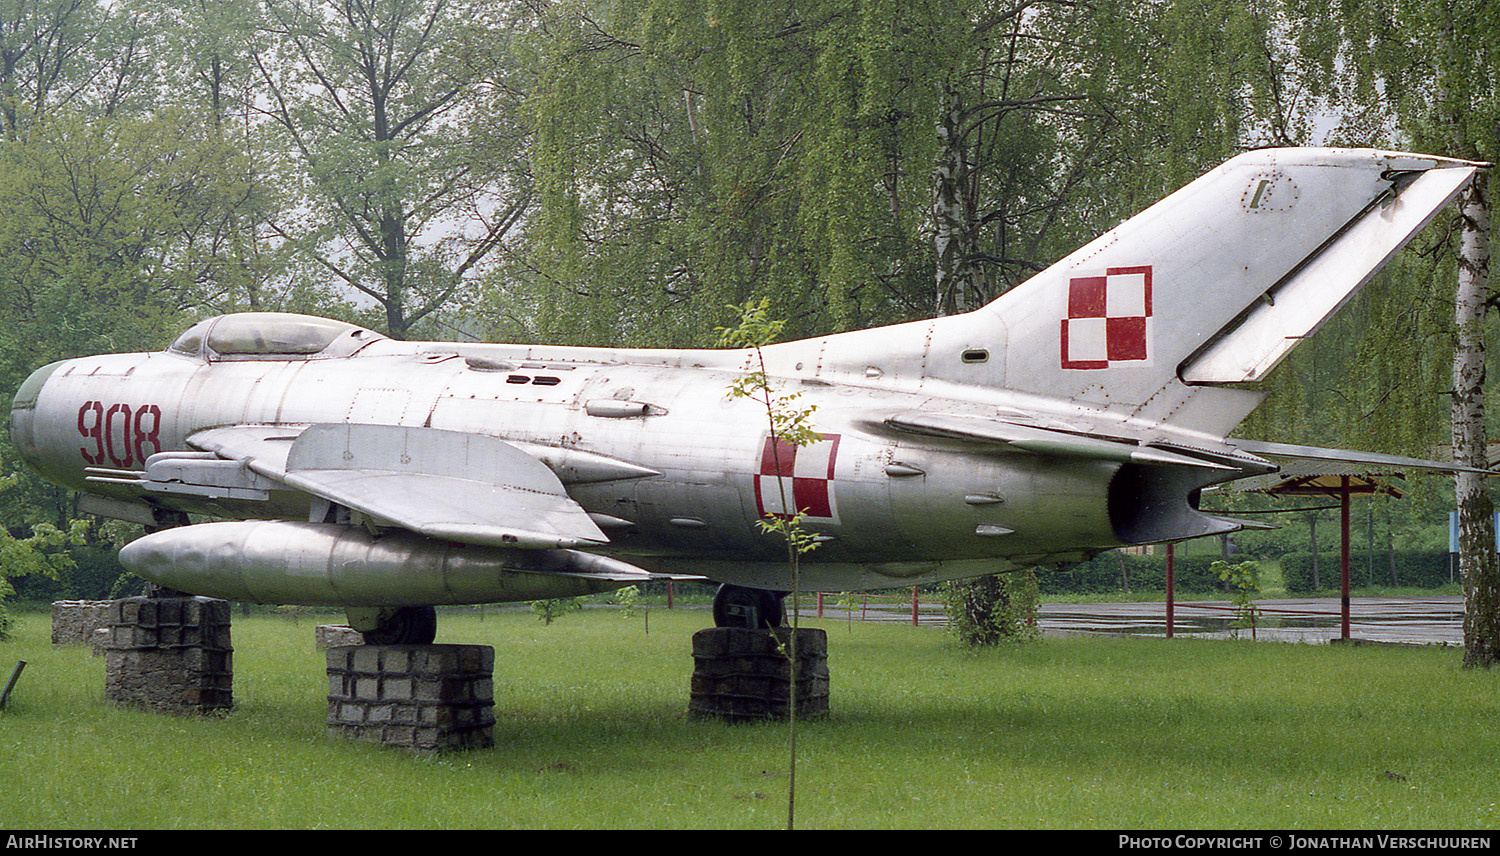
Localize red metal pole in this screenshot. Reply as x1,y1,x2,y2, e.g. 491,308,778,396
1341,475,1351,640
1166,543,1175,638
912,586,919,626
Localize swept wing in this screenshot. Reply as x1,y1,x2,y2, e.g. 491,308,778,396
95,423,610,550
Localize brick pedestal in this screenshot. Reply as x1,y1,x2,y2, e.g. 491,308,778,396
326,644,495,752
102,597,233,714
689,627,829,722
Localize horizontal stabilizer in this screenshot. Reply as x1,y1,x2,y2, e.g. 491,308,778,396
1229,438,1494,476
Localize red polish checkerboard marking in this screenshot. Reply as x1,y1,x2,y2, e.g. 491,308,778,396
1061,265,1153,369
755,433,840,523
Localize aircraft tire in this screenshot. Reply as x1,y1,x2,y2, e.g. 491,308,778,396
712,584,785,629
362,605,438,645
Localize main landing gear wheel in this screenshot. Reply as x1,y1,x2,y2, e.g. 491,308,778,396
357,605,438,645
712,584,787,629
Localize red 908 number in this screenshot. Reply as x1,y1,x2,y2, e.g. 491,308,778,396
77,401,162,468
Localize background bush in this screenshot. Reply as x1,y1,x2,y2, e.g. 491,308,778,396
1280,550,1454,592
1041,549,1457,595
1039,552,1230,595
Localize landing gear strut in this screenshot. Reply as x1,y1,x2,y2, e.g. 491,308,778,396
712,584,787,629
348,606,438,645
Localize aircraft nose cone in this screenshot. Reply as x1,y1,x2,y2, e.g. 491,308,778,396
9,360,66,469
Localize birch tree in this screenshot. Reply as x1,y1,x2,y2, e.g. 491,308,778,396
1288,0,1500,665
1453,169,1496,666
1437,2,1500,669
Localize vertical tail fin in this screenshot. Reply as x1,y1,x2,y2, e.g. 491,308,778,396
765,148,1478,438
985,148,1479,432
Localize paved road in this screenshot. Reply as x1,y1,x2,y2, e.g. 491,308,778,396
1037,597,1465,646
804,596,1466,646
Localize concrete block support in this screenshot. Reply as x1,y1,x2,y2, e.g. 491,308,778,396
689,627,829,722
102,597,233,714
326,644,495,752
51,600,113,646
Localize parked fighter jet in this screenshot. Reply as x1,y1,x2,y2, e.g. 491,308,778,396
8,148,1485,643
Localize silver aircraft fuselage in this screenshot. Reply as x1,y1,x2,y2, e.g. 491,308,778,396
13,332,1131,592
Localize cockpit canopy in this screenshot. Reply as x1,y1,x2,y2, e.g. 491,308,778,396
168,313,383,361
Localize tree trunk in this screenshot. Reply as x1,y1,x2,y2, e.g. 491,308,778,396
933,87,982,315
1452,174,1499,668
931,84,1037,639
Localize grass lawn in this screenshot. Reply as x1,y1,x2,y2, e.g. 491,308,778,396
2,605,1499,829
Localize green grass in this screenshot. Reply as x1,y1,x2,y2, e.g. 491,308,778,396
3,606,1500,829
